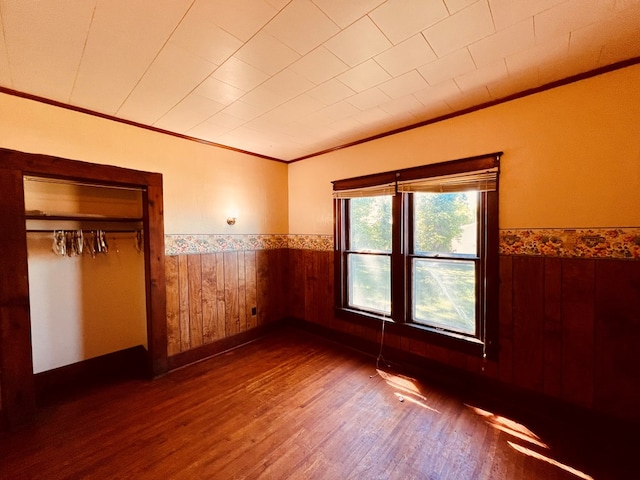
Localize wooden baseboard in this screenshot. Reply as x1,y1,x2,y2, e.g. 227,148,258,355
34,346,148,406
167,319,289,370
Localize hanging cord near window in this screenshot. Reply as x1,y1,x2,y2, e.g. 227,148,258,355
371,319,391,377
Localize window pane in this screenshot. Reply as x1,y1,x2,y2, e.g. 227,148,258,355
348,253,391,315
349,196,392,251
412,259,475,334
414,192,478,255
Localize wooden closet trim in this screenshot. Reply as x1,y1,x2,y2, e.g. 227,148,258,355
0,148,168,430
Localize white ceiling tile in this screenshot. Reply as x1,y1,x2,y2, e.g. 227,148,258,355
380,94,423,120
488,0,566,31
71,0,192,114
313,0,386,28
417,48,476,86
379,70,430,99
238,85,288,110
153,94,225,133
337,59,392,92
212,56,269,92
261,68,316,99
444,0,478,14
414,79,462,105
486,70,540,99
221,100,269,121
468,18,534,68
307,78,356,104
200,111,247,130
289,47,349,85
199,0,278,42
311,101,362,125
265,0,340,55
324,16,392,67
369,0,449,44
195,76,246,105
3,0,96,101
569,5,640,66
534,0,617,43
185,119,234,141
351,106,395,127
505,35,569,76
346,87,391,110
444,85,492,110
454,60,507,92
169,10,242,66
374,34,437,77
117,42,216,123
260,95,325,124
235,31,300,76
0,17,12,87
414,100,454,119
423,0,495,57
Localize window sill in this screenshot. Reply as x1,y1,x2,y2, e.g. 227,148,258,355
335,307,486,358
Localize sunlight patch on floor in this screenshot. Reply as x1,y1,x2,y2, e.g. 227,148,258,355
377,369,440,413
508,441,594,480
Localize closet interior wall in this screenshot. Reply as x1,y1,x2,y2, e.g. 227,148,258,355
24,178,148,374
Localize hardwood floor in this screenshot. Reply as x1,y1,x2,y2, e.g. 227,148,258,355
0,329,632,479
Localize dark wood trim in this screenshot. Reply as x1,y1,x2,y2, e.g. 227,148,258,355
167,320,287,370
0,148,168,429
0,88,286,164
332,152,501,191
34,346,148,406
0,167,35,430
291,56,640,163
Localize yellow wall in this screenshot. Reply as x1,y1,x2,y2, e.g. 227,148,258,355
0,92,289,235
289,63,640,234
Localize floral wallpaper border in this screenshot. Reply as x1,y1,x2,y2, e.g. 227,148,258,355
499,228,640,259
166,229,640,259
165,234,333,255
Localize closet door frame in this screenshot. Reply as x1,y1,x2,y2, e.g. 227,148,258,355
0,148,168,429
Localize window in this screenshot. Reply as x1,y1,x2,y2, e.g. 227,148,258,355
333,153,501,357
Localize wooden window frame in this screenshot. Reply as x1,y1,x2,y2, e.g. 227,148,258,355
333,153,501,358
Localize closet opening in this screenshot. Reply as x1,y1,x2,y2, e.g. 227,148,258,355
0,148,168,430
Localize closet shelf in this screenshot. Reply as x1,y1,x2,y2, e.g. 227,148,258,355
25,213,143,233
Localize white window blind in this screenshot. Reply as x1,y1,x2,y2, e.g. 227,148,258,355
397,167,498,193
332,182,396,198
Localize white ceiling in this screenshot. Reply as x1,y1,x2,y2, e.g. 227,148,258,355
1,0,639,162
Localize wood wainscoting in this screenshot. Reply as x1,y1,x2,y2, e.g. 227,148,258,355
288,249,640,424
164,249,288,368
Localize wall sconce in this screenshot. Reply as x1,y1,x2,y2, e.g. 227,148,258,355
226,217,237,226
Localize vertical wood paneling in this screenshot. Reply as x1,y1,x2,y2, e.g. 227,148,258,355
511,257,544,392
289,250,305,319
165,256,181,356
304,250,320,324
543,257,562,398
256,250,270,326
594,260,640,419
498,256,513,384
215,253,226,339
201,254,219,343
238,252,247,333
178,255,190,351
187,255,203,348
561,259,595,409
224,252,240,336
245,251,258,331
